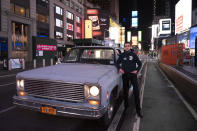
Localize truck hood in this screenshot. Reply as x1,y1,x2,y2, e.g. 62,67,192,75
17,63,117,84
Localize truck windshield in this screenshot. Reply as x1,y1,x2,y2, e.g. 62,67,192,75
63,48,115,65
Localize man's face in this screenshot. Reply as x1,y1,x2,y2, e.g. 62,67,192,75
124,44,131,51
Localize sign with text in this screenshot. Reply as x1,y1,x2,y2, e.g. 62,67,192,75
36,44,57,51
175,0,192,34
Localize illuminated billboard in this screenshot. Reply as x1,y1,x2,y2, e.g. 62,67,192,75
85,20,92,39
87,9,109,39
159,19,171,35
132,11,138,17
190,27,197,49
138,31,142,42
109,27,120,44
127,31,131,42
175,0,192,34
132,18,138,27
132,36,138,46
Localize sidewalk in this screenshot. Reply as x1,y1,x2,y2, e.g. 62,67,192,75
172,65,197,81
140,62,197,131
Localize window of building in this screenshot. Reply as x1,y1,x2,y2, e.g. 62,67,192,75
76,16,81,23
65,0,70,6
56,18,63,27
10,3,30,17
70,1,74,9
67,34,73,41
77,27,81,33
67,11,73,20
67,23,73,31
55,31,63,39
78,7,82,13
55,6,63,15
41,0,49,4
75,5,79,12
37,13,49,23
78,0,82,4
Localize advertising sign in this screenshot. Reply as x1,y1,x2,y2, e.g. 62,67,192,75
85,20,92,39
190,27,197,49
127,31,131,42
175,0,192,34
132,18,138,27
138,31,142,42
132,11,138,17
36,44,57,51
87,9,109,39
10,59,24,69
132,36,138,46
159,19,171,35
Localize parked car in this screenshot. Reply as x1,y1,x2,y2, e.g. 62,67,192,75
13,46,123,125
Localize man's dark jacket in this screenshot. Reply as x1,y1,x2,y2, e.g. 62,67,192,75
116,50,142,73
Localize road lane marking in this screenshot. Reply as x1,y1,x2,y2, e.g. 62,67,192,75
0,106,15,114
157,64,197,121
0,82,16,87
107,102,124,131
0,74,16,78
132,61,148,131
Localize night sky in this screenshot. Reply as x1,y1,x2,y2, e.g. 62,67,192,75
119,0,153,43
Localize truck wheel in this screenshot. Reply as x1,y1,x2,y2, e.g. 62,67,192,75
99,94,115,127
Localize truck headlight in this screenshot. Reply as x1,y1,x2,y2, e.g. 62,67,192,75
17,79,24,90
89,86,99,97
84,84,100,99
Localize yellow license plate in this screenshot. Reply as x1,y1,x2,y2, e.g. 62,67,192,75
41,106,56,115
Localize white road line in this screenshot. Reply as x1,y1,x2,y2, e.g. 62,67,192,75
157,64,197,121
0,82,16,87
0,106,15,114
133,62,148,131
0,74,16,78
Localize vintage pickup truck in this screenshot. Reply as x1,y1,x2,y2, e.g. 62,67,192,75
13,46,123,125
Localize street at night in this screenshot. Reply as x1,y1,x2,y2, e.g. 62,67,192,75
0,0,197,131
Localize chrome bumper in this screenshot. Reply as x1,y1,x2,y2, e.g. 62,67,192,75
13,96,106,119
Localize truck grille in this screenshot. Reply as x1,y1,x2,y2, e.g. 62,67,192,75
24,79,84,102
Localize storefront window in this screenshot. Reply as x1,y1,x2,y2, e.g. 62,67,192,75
56,18,63,27
37,13,49,23
12,22,28,51
67,11,73,20
55,6,63,15
55,31,63,39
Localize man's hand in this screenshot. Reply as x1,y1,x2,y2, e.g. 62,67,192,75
119,69,125,74
131,70,137,74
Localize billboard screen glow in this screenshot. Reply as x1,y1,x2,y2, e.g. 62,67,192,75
175,0,192,34
159,19,171,35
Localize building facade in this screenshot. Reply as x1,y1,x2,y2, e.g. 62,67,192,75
0,0,85,61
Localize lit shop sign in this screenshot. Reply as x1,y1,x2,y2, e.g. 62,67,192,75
87,9,102,37
131,11,138,28
152,24,159,38
138,31,142,42
85,20,93,39
190,27,197,49
175,0,192,34
159,19,171,35
36,44,57,51
109,27,120,44
127,31,131,42
132,11,138,17
132,36,138,46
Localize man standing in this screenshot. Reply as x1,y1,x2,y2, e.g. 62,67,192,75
117,43,143,118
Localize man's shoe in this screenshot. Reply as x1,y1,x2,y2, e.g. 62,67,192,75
137,110,143,118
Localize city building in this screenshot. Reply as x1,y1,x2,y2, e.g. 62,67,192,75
0,0,85,62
